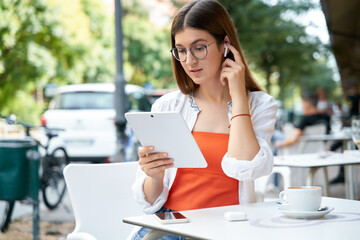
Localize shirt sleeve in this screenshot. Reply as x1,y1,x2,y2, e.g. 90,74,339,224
221,92,278,181
132,166,175,214
295,116,307,130
131,95,177,214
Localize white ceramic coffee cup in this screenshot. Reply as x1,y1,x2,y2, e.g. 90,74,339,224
279,186,322,211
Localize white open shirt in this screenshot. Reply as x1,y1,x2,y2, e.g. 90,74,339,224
132,90,278,214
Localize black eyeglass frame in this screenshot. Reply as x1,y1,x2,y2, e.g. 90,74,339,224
170,42,215,62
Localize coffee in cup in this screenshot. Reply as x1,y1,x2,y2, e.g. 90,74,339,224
279,186,322,211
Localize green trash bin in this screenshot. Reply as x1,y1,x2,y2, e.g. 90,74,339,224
0,138,38,201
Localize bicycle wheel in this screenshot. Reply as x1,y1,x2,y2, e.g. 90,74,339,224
1,201,15,232
42,147,69,210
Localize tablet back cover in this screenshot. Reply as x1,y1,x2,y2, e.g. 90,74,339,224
125,112,207,168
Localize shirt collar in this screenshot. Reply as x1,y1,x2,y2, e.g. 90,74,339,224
188,91,233,113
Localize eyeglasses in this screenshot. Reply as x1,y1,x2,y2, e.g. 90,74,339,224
170,42,215,62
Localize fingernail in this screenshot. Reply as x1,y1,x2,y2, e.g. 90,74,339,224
162,153,168,157
149,146,154,151
169,159,174,163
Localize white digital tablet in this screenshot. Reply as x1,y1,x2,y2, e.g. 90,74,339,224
124,112,207,168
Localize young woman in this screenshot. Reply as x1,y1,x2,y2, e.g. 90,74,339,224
132,0,277,238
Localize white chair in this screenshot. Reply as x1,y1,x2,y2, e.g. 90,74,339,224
278,123,327,155
278,123,298,155
298,123,327,153
64,162,143,240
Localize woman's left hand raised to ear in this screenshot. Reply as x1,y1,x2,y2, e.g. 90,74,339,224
220,43,246,101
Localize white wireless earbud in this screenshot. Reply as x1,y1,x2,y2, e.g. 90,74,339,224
224,45,228,57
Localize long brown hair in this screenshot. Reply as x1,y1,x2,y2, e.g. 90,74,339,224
171,0,263,94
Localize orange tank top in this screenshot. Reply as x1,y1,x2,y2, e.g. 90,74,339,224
164,131,239,211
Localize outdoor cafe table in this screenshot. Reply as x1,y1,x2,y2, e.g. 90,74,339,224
300,130,354,150
274,152,360,200
123,197,360,240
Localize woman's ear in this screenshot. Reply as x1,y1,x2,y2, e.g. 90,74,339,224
224,35,230,45
223,35,234,61
223,36,230,57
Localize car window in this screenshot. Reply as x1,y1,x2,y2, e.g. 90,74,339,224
54,92,113,110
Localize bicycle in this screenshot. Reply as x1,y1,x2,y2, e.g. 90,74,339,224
0,114,70,232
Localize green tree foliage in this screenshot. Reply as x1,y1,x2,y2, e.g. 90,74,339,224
122,0,173,89
0,0,339,124
0,0,114,123
219,0,337,106
0,0,61,122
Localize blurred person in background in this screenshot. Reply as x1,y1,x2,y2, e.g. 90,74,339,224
316,87,333,116
275,92,330,150
346,87,360,122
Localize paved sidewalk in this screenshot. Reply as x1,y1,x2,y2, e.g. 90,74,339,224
0,192,75,240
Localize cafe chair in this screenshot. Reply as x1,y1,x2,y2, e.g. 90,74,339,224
297,123,327,154
64,161,143,240
278,123,327,155
281,123,328,187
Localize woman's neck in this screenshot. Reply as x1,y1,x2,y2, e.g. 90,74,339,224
195,81,231,104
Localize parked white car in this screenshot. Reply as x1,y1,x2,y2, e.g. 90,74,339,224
41,83,151,163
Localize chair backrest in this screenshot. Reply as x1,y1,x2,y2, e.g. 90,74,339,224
279,123,327,155
298,123,327,153
279,123,299,155
64,162,142,240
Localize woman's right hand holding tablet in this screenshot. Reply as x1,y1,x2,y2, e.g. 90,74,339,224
138,146,174,180
139,146,174,204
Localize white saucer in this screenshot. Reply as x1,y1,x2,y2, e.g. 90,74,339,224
279,206,334,219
